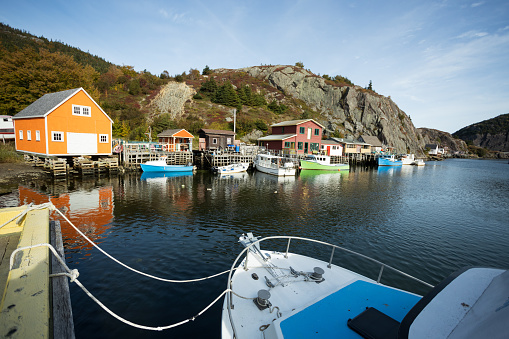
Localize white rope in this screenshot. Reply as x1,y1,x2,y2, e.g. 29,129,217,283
10,242,66,271
52,206,231,283
10,242,233,331
72,279,231,331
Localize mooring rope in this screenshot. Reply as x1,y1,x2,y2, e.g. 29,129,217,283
10,242,235,331
52,207,233,283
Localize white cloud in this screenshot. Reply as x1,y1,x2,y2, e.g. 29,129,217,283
457,30,489,39
159,9,168,18
471,2,485,8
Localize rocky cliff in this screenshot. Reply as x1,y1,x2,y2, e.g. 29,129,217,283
452,113,509,152
149,82,196,120
417,128,468,153
231,65,425,155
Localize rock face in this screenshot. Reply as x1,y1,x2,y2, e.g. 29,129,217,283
235,65,425,154
453,113,509,152
150,82,196,119
417,128,468,153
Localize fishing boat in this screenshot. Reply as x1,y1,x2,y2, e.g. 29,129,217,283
413,159,425,166
140,157,193,172
253,154,296,177
212,163,249,175
377,154,403,166
221,233,508,339
400,154,415,165
300,154,349,171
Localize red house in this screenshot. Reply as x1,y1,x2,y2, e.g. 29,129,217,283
257,119,324,154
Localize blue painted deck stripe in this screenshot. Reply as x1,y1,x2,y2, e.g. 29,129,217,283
280,280,421,338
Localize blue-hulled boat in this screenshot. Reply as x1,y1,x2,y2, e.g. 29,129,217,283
222,234,508,339
378,154,403,166
140,158,193,172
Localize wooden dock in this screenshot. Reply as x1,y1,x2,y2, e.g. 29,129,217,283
0,205,74,338
121,142,193,170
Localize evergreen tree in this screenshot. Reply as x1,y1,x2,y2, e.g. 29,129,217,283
214,81,240,107
367,80,373,91
200,77,218,95
202,65,212,75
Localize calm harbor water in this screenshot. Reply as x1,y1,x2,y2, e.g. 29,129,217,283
1,158,508,338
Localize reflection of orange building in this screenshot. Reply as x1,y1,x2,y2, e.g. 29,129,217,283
18,186,114,251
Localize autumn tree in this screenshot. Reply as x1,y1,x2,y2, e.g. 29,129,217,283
0,47,99,115
189,68,200,80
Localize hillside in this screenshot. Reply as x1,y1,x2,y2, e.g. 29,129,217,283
417,128,468,154
0,23,111,73
0,22,451,155
453,114,509,152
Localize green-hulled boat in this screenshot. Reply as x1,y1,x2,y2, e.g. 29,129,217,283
300,154,350,171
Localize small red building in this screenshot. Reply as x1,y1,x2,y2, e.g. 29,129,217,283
257,119,324,154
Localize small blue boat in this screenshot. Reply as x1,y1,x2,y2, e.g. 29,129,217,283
140,159,193,172
378,154,402,166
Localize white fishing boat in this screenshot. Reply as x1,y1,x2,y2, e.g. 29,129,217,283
212,163,249,175
413,159,425,166
253,153,296,177
400,154,415,165
221,233,508,339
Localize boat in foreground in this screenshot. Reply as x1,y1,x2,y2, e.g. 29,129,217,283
212,162,250,175
140,158,193,172
253,153,296,177
378,154,403,166
300,154,349,171
222,233,508,339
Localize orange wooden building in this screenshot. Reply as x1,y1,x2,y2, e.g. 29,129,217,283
157,128,194,152
13,88,113,157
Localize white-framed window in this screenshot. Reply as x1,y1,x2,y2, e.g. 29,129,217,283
27,130,31,141
36,130,40,141
19,130,23,140
212,138,217,144
72,104,91,117
99,134,108,143
52,131,64,142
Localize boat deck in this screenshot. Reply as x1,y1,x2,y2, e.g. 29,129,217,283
223,249,422,339
279,280,421,338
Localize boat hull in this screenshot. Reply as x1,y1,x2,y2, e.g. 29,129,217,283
378,158,402,166
254,163,296,176
213,163,249,175
300,159,349,171
140,164,193,172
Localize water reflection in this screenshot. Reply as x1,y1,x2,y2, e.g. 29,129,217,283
140,171,193,181
0,160,507,339
17,184,114,252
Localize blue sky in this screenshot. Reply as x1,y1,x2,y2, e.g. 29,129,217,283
2,0,508,133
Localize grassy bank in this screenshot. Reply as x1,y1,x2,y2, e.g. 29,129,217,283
0,143,23,163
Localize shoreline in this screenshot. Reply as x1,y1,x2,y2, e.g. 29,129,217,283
0,163,47,195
